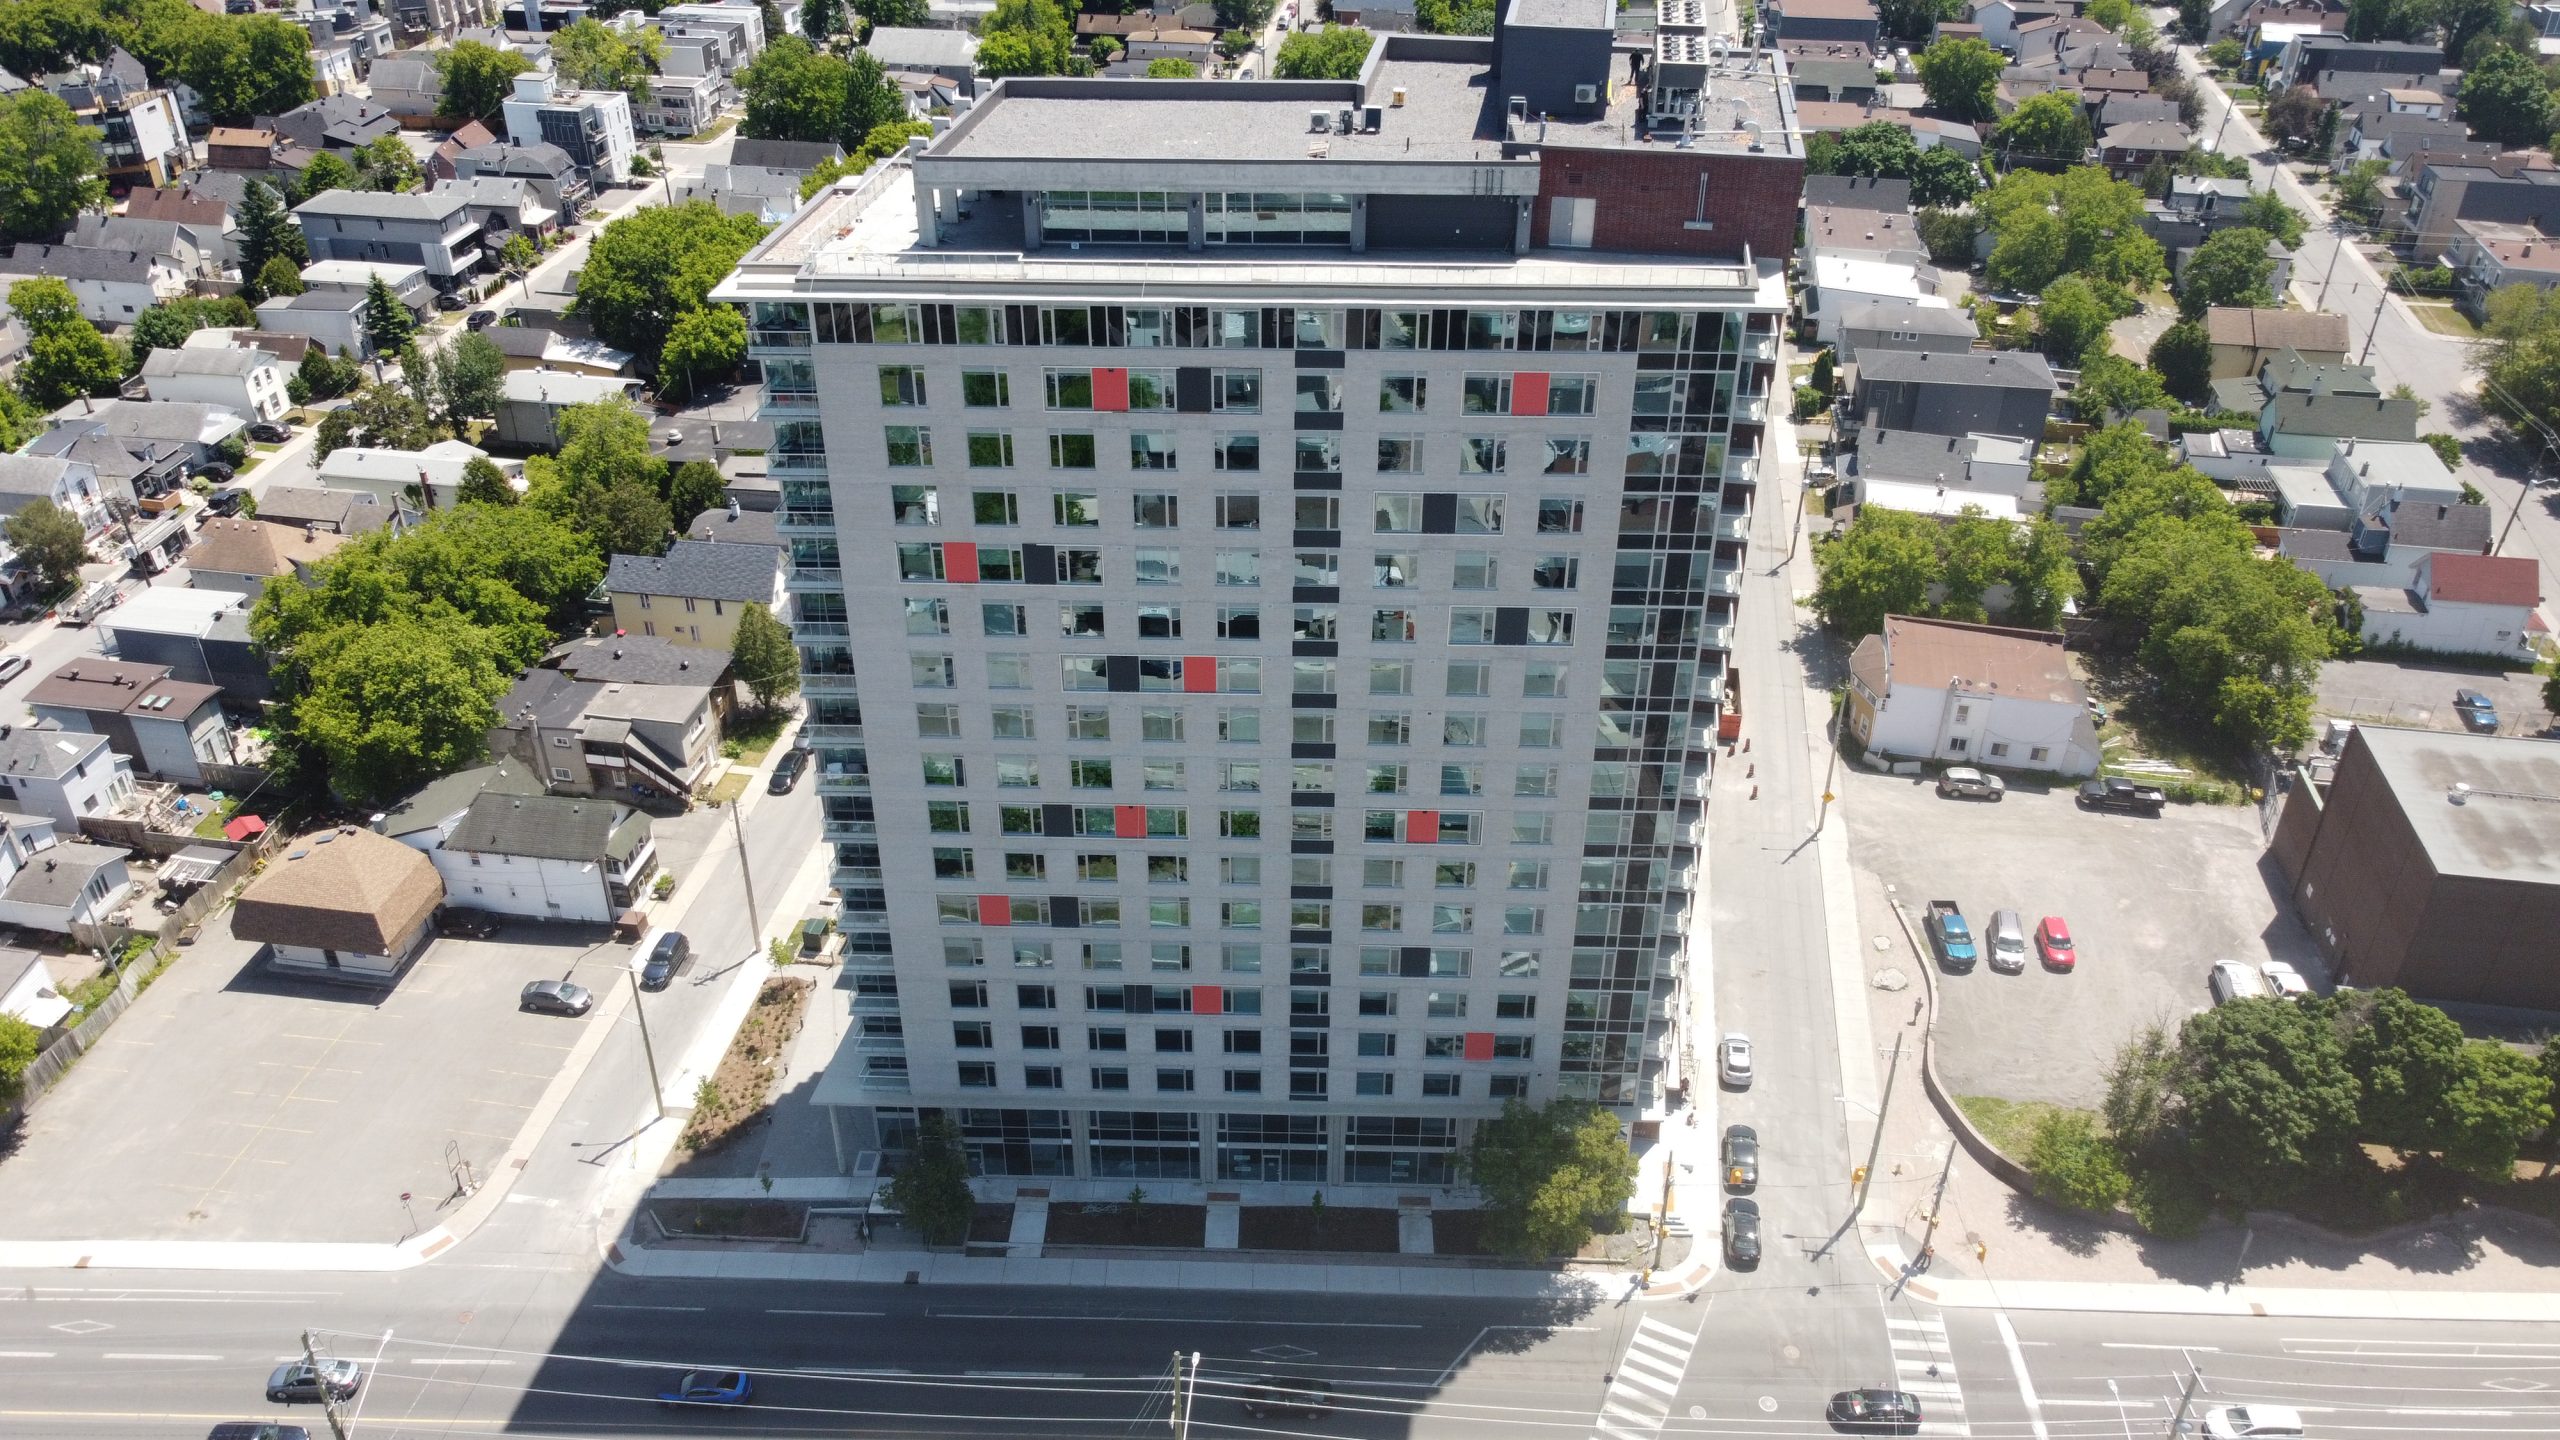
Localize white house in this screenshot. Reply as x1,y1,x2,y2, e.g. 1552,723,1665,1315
138,346,291,423
501,68,637,188
256,288,372,359
318,439,518,510
426,790,655,923
2328,436,2464,514
0,840,135,940
2355,552,2545,656
0,244,191,326
1845,614,2102,776
1805,255,1930,344
0,724,139,827
0,454,111,537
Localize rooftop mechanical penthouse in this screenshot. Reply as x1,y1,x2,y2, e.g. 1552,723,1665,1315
712,0,1796,1188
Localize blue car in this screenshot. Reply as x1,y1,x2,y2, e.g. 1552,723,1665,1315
658,1371,753,1409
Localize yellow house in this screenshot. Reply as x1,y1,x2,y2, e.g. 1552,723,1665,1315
604,539,785,652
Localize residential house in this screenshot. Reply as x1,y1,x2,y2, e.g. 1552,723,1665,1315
863,26,980,97
1846,615,2102,776
0,724,139,828
300,259,437,310
1772,0,1882,44
635,71,726,136
97,586,272,698
439,175,559,243
137,347,291,424
2354,551,2544,656
490,665,720,801
256,287,374,358
255,484,404,536
1780,40,1881,102
2098,93,2181,130
1804,204,1930,271
0,454,111,537
483,326,636,375
1846,426,2037,500
292,188,486,291
2407,162,2560,257
604,538,786,651
262,95,401,152
122,185,238,259
494,368,645,448
411,788,656,922
2449,218,2560,316
1851,350,2058,438
182,327,316,368
1804,255,1930,342
206,125,280,170
317,439,517,509
0,946,72,1031
2259,368,2421,458
2327,435,2462,512
20,421,192,563
71,211,228,276
24,659,235,786
2205,306,2351,379
43,399,247,470
1802,176,1911,214
2269,34,2442,91
232,824,444,985
1837,300,1977,363
658,2,766,69
428,119,499,183
2277,496,2490,587
1835,479,2024,521
500,68,636,188
2336,105,2468,165
450,140,591,212
683,500,783,550
0,840,135,943
45,49,191,187
1969,0,2074,50
1914,118,1985,160
368,53,444,118
184,517,352,595
673,140,843,223
0,244,191,327
2098,120,2187,180
375,760,547,850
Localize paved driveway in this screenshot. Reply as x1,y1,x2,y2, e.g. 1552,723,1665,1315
1839,762,2322,1109
0,911,619,1243
2316,656,2553,738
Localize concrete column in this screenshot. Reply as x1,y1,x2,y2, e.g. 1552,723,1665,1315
1070,1104,1091,1179
1188,192,1206,252
1513,197,1534,254
913,184,940,248
1350,194,1367,253
1022,192,1045,252
828,1103,848,1174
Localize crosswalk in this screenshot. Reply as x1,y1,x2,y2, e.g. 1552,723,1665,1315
1589,1316,1702,1440
1888,1314,1975,1436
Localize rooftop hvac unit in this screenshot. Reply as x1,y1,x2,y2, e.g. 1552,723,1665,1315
1309,108,1330,132
1361,105,1382,131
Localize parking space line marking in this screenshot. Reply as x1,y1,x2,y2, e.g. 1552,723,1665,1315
277,1034,382,1045
487,1070,560,1082
103,1353,221,1361
0,1352,57,1359
593,1304,706,1312
768,1310,889,1318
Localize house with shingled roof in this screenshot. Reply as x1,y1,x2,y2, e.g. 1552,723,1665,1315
1845,615,2102,776
604,539,786,652
232,824,444,984
2353,552,2545,657
2206,306,2351,378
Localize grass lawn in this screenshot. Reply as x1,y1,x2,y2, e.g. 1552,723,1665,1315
706,771,751,805
1955,1095,2086,1157
2406,302,2480,338
190,797,244,840
2073,657,2253,801
673,116,739,144
719,708,792,764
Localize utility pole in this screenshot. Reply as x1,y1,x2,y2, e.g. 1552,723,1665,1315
2163,1357,2208,1438
1813,1032,1902,1260
2313,224,2344,310
626,965,668,1118
304,1329,352,1440
2480,377,2560,554
728,799,763,961
1168,1350,1200,1438
2357,267,2393,365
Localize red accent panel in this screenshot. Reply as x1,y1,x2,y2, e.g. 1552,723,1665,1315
1183,657,1217,693
977,894,1011,926
1463,1031,1495,1062
943,541,979,583
1406,810,1439,844
1512,371,1550,416
1192,984,1224,1016
1114,805,1148,839
1092,367,1130,412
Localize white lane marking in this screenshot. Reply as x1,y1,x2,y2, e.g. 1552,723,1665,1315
964,1371,1083,1379
2389,1410,2517,1418
410,1359,510,1367
793,1366,914,1376
591,1304,705,1312
1590,1317,1701,1440
2102,1344,2221,1352
766,1309,888,1318
0,1352,57,1359
1996,1314,2049,1440
2041,1399,2155,1408
102,1352,221,1361
932,1311,1420,1329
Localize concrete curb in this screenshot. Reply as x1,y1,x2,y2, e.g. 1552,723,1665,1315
604,1241,1621,1300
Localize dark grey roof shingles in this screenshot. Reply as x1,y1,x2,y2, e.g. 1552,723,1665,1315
605,540,779,604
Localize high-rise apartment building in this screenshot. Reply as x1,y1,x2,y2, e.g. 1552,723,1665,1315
714,0,1798,1187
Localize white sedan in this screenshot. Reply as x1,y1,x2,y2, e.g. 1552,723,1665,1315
1718,1032,1753,1089
2260,960,2312,1000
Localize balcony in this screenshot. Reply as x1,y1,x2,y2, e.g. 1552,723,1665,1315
1725,455,1760,486
1732,391,1768,423
778,508,838,534
748,329,810,351
802,722,864,743
1700,621,1734,651
861,1073,913,1093
823,819,878,843
817,765,872,793
794,619,851,640
762,389,819,410
769,452,829,474
802,671,859,692
1715,509,1750,542
856,1035,907,1054
1744,333,1776,362
786,564,844,587
1710,564,1741,596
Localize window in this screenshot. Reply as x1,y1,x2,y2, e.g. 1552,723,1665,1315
1457,495,1504,533
1133,493,1179,528
1218,708,1261,743
1514,765,1560,797
1058,602,1105,638
1295,495,1340,529
1537,498,1584,534
961,369,1010,407
967,432,1015,468
1460,437,1505,474
1520,714,1563,748
1136,603,1180,639
892,485,938,527
1093,1067,1129,1091
1049,432,1097,468
1214,433,1261,471
921,754,965,786
1453,552,1498,590
1295,436,1341,472
905,598,948,635
1544,437,1591,475
1374,493,1423,533
885,426,932,467
1069,757,1114,789
1379,373,1426,412
1218,605,1262,640
1135,548,1180,584
1356,1072,1394,1097
1462,374,1510,415
1446,662,1490,698
1216,550,1262,587
1295,374,1342,412
1294,551,1339,585
1369,661,1413,696
944,938,983,966
1022,1024,1061,1050
958,1062,998,1087
982,603,1028,637
1044,368,1093,409
1524,662,1568,697
1130,432,1177,470
911,653,956,687
1507,861,1548,890
932,847,974,879
1054,490,1101,525
1215,494,1261,530
878,365,927,405
1213,369,1261,411
1444,713,1488,747
1532,555,1578,590
1376,436,1422,473
926,800,969,833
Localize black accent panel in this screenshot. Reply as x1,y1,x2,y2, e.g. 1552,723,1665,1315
1021,543,1056,585
1176,367,1211,413
1295,411,1344,432
1290,839,1335,855
1291,693,1337,709
1293,472,1342,489
1365,192,1516,251
1292,586,1340,604
1048,897,1080,929
1635,352,1683,370
1293,529,1340,548
1400,946,1431,978
1042,803,1073,837
1291,641,1338,658
1295,350,1346,369
1290,743,1336,760
1289,929,1332,945
1291,792,1334,807
1290,886,1333,900
1495,607,1530,646
1422,492,1458,534
1106,655,1140,692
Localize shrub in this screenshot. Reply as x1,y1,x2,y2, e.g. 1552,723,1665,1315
2126,1163,2214,1237
2025,1110,2130,1212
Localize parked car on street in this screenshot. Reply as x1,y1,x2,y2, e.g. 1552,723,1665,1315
2209,959,2270,1006
1718,1032,1753,1089
434,292,467,311
2034,915,2075,971
193,462,235,484
210,1424,314,1440
1237,1376,1335,1417
1934,767,2004,801
657,1371,751,1409
467,310,497,329
1925,900,1976,973
207,486,251,517
265,1360,362,1404
0,656,26,684
2202,1404,2303,1439
1828,1389,1922,1434
768,747,808,794
519,979,594,1016
1722,1124,1758,1190
1721,1197,1761,1266
248,422,291,443
638,929,692,989
2077,777,2166,815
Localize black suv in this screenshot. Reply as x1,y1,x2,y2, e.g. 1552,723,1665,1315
639,930,691,989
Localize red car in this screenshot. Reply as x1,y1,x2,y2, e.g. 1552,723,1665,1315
2035,916,2076,972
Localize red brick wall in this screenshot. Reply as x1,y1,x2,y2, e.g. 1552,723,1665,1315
1532,145,1805,262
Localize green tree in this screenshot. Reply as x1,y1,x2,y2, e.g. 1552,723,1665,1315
799,150,868,198
2345,0,2431,40
10,275,125,407
732,601,802,709
286,611,516,804
657,305,746,400
2436,0,2507,58
0,1010,39,1100
1466,1098,1638,1260
885,1113,977,1246
1812,507,1943,636
2037,275,2117,363
979,0,1077,74
178,14,315,123
438,39,532,119
438,331,507,432
0,90,107,243
0,0,119,80
551,17,665,103
1984,166,2164,293
575,201,769,363
1915,36,2001,122
298,149,358,202
0,387,40,455
740,36,849,142
2438,1041,2553,1181
1085,34,1121,62
126,295,253,371
2068,352,2171,421
2420,431,2464,471
1879,0,1964,40
2236,189,2307,248
2148,319,2215,403
2264,85,2328,146
355,132,422,193
2007,515,2083,627
669,459,727,519
802,0,842,40
254,254,306,302
1822,120,1919,177
1274,26,1374,78
4,498,90,592
2177,998,2362,1207
1917,206,1983,265
1145,56,1197,76
235,178,306,286
857,118,932,160
2025,1109,2130,1212
2331,156,2390,220
1936,508,2016,622
1994,91,2093,170
2460,45,2552,147
835,50,907,152
295,345,355,405
2179,225,2276,318
854,0,932,25
1911,146,1982,208
316,381,441,453
531,397,673,555
2338,988,2467,1150
499,232,539,276
456,455,517,506
362,274,415,354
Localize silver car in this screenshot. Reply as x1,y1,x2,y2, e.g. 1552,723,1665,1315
1935,767,2005,801
265,1359,362,1404
1718,1032,1753,1089
1985,909,2028,974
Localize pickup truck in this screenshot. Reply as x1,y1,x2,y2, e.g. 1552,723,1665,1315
1925,900,1977,972
2077,777,2166,815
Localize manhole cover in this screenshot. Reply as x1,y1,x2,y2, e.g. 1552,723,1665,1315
1252,1344,1316,1361
2484,1379,2549,1393
1781,1345,1801,1363
1758,1396,1778,1413
50,1320,111,1336
1691,1405,1709,1418
1872,968,1909,991
1873,936,1893,951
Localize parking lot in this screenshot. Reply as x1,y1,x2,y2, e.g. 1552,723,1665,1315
0,911,624,1244
2316,656,2553,738
1840,763,2323,1109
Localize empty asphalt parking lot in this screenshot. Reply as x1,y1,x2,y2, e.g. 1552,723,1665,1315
0,912,622,1244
